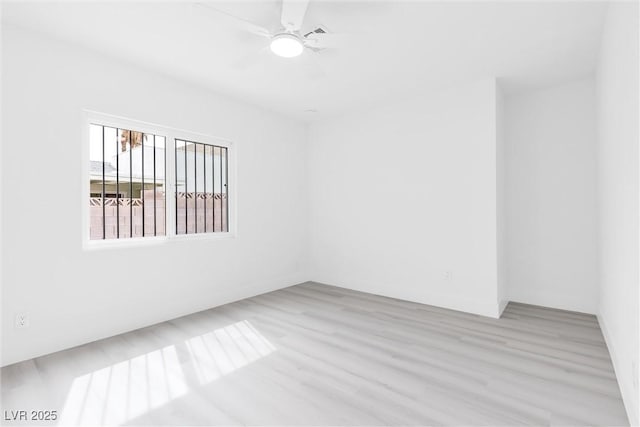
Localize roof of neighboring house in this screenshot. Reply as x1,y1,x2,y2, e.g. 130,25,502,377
89,160,175,184
90,161,117,176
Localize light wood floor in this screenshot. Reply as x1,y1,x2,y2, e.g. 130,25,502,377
1,282,629,426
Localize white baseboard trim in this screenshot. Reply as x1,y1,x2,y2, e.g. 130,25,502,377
497,299,509,317
1,274,309,367
310,279,502,318
508,293,596,315
598,313,638,426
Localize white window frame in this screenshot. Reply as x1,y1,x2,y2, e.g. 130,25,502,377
82,110,236,250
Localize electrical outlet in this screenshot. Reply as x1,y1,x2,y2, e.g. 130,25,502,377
15,312,29,329
444,271,452,282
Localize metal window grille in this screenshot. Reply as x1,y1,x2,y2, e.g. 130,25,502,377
175,139,229,234
89,124,166,240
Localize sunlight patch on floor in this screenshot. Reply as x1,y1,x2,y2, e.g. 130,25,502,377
56,320,275,425
58,344,188,426
185,320,277,384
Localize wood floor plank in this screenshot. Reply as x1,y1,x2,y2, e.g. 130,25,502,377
0,282,629,426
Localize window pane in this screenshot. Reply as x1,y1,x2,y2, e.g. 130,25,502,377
131,131,143,238
117,129,131,238
89,124,165,240
89,125,104,240
176,140,187,235
214,146,221,232
186,141,196,234
175,140,229,235
196,144,206,233
204,145,214,233
222,147,228,232
155,136,166,236
103,127,118,239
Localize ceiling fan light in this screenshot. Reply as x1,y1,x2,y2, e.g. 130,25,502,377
270,33,304,58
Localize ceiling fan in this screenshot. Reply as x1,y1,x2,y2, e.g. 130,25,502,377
195,0,345,60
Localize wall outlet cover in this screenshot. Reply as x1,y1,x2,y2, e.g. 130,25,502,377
15,313,29,329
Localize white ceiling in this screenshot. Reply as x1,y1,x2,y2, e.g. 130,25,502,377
3,1,608,122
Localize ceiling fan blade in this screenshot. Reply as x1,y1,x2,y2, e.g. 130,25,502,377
194,3,271,39
304,33,351,49
280,0,309,32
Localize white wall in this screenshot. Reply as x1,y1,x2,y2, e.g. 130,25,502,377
504,79,599,314
496,83,507,314
308,79,502,318
595,2,639,425
0,5,4,367
1,26,308,366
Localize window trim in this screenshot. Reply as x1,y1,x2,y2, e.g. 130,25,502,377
82,110,236,250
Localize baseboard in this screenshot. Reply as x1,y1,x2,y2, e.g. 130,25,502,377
598,313,638,426
1,274,309,368
508,292,596,315
497,299,509,317
310,279,502,318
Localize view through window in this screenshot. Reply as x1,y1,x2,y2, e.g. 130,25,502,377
89,124,166,240
175,140,228,234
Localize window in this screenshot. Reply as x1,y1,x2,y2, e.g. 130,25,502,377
86,113,232,244
89,125,166,240
175,140,228,234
